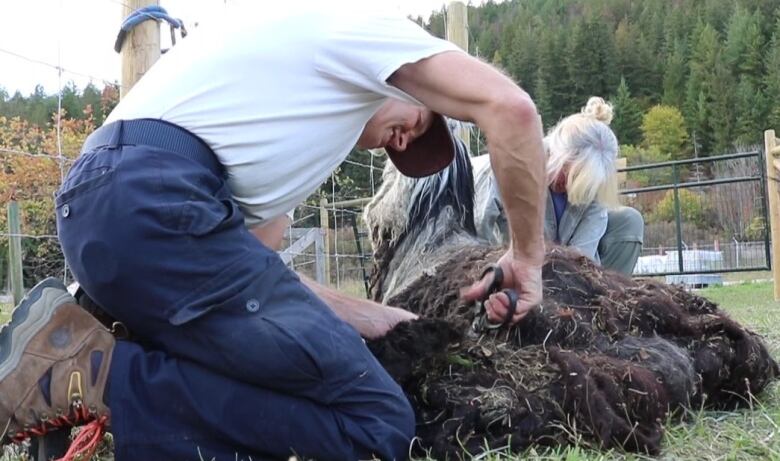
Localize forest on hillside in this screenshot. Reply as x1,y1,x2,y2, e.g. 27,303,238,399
1,0,777,287
418,0,780,158
0,83,118,128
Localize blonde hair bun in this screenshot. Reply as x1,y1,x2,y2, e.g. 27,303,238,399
582,96,613,125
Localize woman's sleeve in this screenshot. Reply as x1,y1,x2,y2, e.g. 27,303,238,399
568,204,608,262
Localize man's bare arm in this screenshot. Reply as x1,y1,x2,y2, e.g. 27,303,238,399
249,215,291,251
298,274,417,339
389,51,546,323
388,50,546,266
250,220,416,338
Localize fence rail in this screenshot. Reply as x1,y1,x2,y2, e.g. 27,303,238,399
765,130,780,299
3,143,778,300
620,148,772,280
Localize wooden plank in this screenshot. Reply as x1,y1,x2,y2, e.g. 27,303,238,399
328,197,372,208
279,228,319,264
287,227,313,239
447,1,470,148
320,197,331,286
764,130,780,301
314,229,326,284
7,202,24,305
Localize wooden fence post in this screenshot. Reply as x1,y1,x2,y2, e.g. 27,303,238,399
765,130,780,301
314,229,326,285
319,197,331,286
7,202,24,305
615,157,627,188
120,0,161,98
447,1,470,148
615,156,628,204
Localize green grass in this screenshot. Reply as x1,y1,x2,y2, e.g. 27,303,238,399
0,282,777,460
719,270,773,284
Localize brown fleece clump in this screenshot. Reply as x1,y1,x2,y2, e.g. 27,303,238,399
367,246,778,459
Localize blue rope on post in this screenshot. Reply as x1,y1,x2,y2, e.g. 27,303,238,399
114,5,187,53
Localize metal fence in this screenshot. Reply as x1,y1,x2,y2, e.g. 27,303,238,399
621,149,771,278
281,204,374,298
2,146,774,300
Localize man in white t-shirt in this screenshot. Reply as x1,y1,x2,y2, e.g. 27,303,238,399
0,5,546,460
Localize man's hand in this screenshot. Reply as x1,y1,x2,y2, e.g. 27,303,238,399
460,249,542,325
247,227,418,339
297,273,418,339
361,305,419,340
390,51,547,292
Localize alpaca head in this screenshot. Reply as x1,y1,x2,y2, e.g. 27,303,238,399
364,133,480,301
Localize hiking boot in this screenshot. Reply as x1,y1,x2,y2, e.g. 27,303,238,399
0,277,114,450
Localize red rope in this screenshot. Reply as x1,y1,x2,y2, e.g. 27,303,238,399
10,400,109,460
55,415,108,461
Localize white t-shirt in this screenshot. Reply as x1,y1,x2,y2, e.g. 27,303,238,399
107,4,460,227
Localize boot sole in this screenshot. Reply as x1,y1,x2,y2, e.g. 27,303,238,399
0,278,76,381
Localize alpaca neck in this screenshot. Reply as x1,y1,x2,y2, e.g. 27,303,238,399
376,206,483,303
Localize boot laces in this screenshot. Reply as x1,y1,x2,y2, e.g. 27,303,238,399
11,399,108,461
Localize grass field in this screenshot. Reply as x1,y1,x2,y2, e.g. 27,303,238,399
0,282,777,461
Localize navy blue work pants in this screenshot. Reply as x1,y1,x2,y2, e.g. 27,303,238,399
55,120,414,460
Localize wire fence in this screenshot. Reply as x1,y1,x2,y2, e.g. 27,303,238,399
0,151,385,300
1,1,71,299
0,2,773,300
281,219,373,298
1,138,774,299
623,148,772,282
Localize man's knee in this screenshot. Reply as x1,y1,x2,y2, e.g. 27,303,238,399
337,388,415,460
340,362,416,460
381,392,416,459
390,389,416,440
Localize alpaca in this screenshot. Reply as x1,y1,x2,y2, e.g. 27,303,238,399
363,138,778,459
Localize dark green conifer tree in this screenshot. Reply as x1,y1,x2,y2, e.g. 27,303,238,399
610,77,644,146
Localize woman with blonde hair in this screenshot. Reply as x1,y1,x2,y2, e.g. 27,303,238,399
473,97,644,275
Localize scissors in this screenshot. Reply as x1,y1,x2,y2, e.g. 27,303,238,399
471,264,520,331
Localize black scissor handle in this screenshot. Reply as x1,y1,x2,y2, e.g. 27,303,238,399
479,264,504,295
500,288,519,325
480,288,520,330
475,265,519,328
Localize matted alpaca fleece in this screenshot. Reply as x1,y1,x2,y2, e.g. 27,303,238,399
362,136,777,458
366,246,778,458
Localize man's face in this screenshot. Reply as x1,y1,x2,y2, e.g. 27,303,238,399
357,100,434,150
